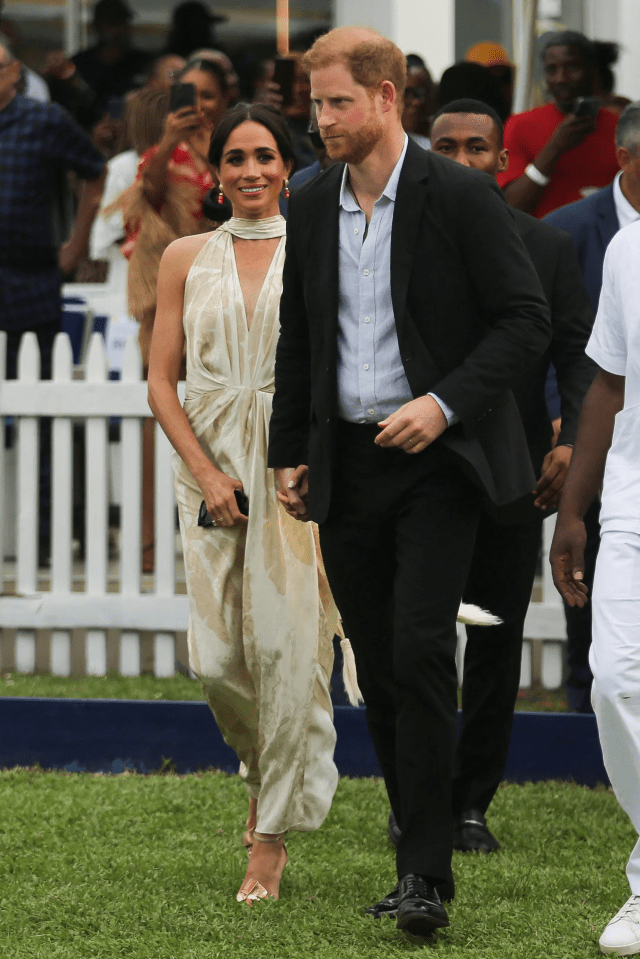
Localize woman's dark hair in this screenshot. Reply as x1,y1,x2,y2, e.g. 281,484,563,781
208,103,296,173
177,57,228,97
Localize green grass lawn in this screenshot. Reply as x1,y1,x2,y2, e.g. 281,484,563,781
0,769,629,958
0,673,569,711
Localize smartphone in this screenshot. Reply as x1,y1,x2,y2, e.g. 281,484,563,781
106,95,125,120
169,81,196,113
272,57,295,109
197,489,249,527
573,96,600,119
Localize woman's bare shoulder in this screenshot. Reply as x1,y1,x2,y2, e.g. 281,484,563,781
160,231,219,278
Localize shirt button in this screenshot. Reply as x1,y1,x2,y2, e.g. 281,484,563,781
364,316,371,323
363,364,369,371
367,408,376,416
363,269,370,276
354,228,359,235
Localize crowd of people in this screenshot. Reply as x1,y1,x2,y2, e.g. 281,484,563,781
4,4,640,952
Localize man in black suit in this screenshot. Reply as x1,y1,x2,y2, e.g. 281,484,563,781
428,99,596,853
267,28,551,938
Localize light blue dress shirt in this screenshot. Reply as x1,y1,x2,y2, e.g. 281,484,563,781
336,135,456,426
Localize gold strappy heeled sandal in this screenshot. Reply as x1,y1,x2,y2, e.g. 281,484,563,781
241,827,255,855
236,832,287,905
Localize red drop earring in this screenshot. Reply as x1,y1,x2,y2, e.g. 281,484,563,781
284,179,290,199
218,188,225,204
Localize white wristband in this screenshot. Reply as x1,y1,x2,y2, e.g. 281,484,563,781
525,163,550,187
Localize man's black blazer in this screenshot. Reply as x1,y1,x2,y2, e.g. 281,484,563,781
268,139,552,524
512,209,596,479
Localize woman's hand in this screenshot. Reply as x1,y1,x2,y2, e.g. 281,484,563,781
199,467,249,528
274,466,310,521
162,106,200,150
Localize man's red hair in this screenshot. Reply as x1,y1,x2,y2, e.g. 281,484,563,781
302,27,406,110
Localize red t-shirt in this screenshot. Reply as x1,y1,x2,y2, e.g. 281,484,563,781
497,102,619,217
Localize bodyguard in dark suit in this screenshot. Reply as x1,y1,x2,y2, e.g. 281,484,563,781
546,181,617,315
429,100,596,853
545,102,640,713
268,28,551,937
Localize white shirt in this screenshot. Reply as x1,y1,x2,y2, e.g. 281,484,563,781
90,149,138,259
613,171,640,232
586,219,640,532
24,69,49,103
336,135,456,425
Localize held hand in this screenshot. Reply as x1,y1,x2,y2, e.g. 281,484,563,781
550,514,589,607
375,395,447,453
162,106,199,148
274,465,310,522
534,445,573,510
548,112,597,154
199,468,248,528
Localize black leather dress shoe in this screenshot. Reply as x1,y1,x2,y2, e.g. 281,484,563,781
365,884,400,919
366,867,455,920
453,809,500,853
396,875,450,937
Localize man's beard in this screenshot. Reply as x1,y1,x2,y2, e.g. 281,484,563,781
322,114,384,165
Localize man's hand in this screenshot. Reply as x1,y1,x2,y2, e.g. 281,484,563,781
550,513,590,607
375,395,447,453
548,112,597,155
253,79,284,111
534,444,572,510
43,51,77,82
274,465,310,521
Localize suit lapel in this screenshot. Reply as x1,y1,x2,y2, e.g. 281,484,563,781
596,183,619,251
304,164,342,333
390,139,430,337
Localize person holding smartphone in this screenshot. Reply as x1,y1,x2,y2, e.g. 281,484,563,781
148,104,340,906
498,31,619,217
115,58,229,571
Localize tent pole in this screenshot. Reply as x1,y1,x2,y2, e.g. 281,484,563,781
512,0,539,114
65,0,81,56
276,0,289,56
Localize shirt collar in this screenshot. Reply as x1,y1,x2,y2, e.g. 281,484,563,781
613,171,640,230
339,134,409,211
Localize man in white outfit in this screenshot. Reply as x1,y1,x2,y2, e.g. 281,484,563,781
551,218,640,955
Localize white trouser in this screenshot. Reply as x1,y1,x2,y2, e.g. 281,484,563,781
591,530,640,895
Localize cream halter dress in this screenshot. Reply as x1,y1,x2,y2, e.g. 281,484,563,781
173,215,339,834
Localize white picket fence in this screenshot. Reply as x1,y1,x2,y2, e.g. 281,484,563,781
0,329,188,678
0,330,568,687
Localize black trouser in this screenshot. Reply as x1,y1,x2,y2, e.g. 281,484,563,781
453,511,543,817
5,321,59,547
564,498,600,713
319,420,480,882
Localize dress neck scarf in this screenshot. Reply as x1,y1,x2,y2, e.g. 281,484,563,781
218,215,286,240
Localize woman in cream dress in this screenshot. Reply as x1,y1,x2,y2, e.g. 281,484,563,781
148,104,339,904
